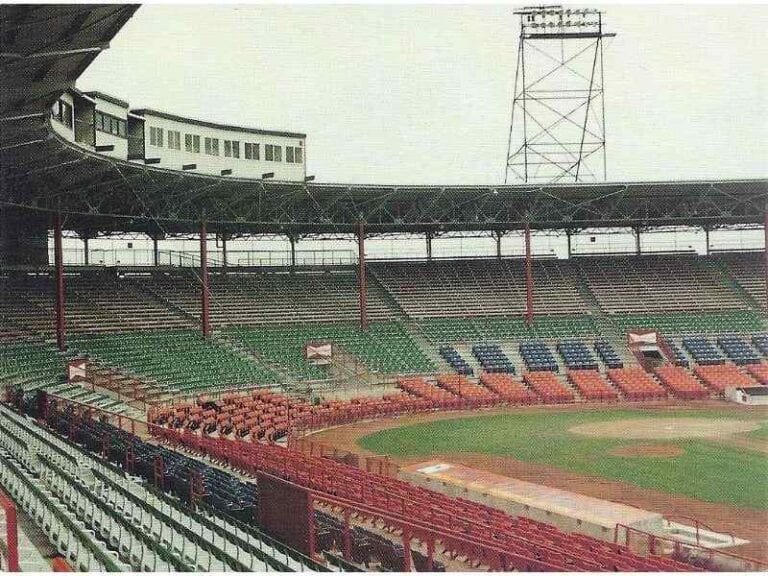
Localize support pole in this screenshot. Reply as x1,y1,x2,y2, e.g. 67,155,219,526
402,528,412,572
426,231,433,261
153,235,159,266
764,210,768,313
358,222,368,331
54,212,66,351
290,235,297,269
704,226,710,256
524,223,534,326
82,236,89,266
221,232,228,271
566,230,572,259
634,226,641,256
200,216,211,339
495,231,502,260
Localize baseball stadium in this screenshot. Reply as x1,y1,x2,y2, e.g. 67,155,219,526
1,3,767,573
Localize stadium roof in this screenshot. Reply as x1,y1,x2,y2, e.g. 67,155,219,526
1,4,766,238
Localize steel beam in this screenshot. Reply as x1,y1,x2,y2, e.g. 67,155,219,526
54,212,66,351
764,210,768,313
200,217,211,339
525,223,534,326
358,222,368,331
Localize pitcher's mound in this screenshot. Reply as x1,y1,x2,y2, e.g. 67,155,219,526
608,444,684,458
570,418,759,439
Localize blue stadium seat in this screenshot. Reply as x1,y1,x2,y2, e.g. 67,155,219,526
663,339,689,367
556,341,598,370
717,335,760,365
519,342,559,372
593,340,624,369
682,336,725,365
752,335,768,357
438,345,474,375
471,343,515,374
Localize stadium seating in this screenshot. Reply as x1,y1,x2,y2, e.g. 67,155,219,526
372,258,587,319
397,376,460,405
663,339,689,367
0,273,192,335
611,310,764,335
138,270,395,326
717,335,760,365
69,330,278,395
752,335,768,356
479,373,539,404
471,343,515,373
0,341,66,391
523,372,574,403
594,339,624,369
576,255,750,314
435,374,499,404
717,252,766,311
606,367,667,400
567,370,619,401
557,340,599,370
682,336,725,365
746,363,768,385
519,341,559,371
693,364,757,393
228,322,435,379
418,314,598,344
653,365,710,399
439,345,473,375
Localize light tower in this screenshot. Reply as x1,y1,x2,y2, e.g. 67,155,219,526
505,5,615,184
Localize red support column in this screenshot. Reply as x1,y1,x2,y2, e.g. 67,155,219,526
764,210,768,313
54,212,66,351
0,490,19,572
200,217,211,339
524,223,534,326
357,222,368,331
426,537,435,571
402,528,412,572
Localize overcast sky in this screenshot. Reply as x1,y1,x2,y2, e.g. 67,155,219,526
78,3,768,185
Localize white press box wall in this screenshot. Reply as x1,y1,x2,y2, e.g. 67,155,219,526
50,88,307,182
134,110,306,181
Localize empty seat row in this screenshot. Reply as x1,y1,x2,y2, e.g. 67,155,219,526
557,341,598,370
682,336,725,365
594,339,624,369
717,335,760,365
472,343,515,373
519,342,559,372
439,345,473,375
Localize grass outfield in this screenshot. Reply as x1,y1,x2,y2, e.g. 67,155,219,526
358,408,768,509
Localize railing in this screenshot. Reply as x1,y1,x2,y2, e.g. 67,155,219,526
615,523,766,572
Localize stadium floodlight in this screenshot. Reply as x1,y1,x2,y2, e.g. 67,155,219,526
305,175,316,182
505,5,616,184
261,172,274,180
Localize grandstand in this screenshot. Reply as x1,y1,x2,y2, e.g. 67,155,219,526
1,3,767,573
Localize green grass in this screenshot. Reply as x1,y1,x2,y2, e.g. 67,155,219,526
359,408,768,509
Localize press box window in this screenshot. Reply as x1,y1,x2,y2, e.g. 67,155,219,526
224,140,240,158
244,143,260,160
185,134,200,153
265,144,281,162
167,130,181,150
205,137,220,156
149,126,164,147
286,146,304,164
